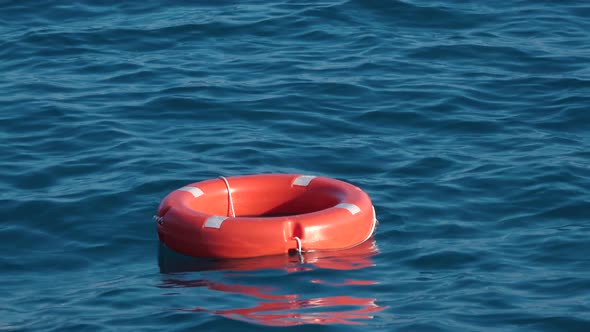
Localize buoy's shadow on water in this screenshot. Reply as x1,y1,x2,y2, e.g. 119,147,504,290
157,239,388,326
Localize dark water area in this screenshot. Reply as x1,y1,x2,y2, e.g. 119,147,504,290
2,1,590,331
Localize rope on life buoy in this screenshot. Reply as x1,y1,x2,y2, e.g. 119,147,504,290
293,236,304,263
219,176,235,218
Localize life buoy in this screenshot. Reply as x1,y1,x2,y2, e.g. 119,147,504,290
155,174,377,258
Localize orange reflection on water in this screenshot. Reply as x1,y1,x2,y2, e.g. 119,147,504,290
185,295,383,326
158,239,386,326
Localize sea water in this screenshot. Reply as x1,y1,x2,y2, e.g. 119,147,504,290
1,1,590,331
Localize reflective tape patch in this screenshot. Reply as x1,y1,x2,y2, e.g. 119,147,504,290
293,175,316,186
204,216,227,229
335,203,361,215
178,186,204,198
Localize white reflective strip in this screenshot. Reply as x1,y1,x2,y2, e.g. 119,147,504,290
178,186,204,198
335,203,361,215
293,175,316,186
204,216,227,229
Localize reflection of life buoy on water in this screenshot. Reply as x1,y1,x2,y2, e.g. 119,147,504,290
155,174,377,258
158,238,386,326
183,295,384,326
158,237,379,273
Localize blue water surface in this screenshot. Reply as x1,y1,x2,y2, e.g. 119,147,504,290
2,1,590,331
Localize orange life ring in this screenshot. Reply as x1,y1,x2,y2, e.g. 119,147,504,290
155,174,377,258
